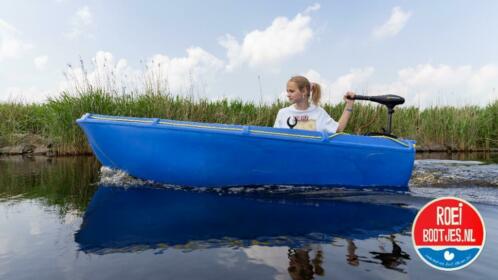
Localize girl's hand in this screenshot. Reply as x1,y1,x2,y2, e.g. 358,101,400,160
343,91,355,107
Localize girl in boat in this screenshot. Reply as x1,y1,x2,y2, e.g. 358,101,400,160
273,75,355,133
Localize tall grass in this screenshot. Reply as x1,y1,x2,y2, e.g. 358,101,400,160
1,89,497,154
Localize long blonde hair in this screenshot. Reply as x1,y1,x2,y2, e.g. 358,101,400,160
289,75,322,105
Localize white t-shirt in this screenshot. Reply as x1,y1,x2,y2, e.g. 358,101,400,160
273,104,339,133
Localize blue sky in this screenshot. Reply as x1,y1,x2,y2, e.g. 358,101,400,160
1,0,497,107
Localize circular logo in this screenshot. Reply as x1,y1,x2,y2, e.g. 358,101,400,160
412,197,486,271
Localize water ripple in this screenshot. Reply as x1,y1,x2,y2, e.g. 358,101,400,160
410,160,498,188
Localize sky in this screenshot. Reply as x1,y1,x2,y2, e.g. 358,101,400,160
1,0,498,107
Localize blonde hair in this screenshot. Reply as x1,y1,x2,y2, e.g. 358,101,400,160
289,76,322,105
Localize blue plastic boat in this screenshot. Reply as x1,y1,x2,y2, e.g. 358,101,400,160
77,110,415,189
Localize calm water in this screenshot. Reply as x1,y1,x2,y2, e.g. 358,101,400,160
0,155,497,280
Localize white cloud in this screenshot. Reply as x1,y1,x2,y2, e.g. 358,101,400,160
65,6,93,39
329,67,375,95
304,3,321,14
34,55,48,70
61,48,224,96
393,64,498,107
6,60,498,107
0,19,17,33
145,47,225,94
76,6,93,25
308,64,498,108
0,18,33,61
219,4,318,70
373,7,411,39
301,68,375,104
1,86,55,103
61,50,137,93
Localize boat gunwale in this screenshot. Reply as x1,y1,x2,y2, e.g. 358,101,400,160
77,115,415,152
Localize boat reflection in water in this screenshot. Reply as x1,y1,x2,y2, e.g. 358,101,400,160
75,186,415,276
76,185,415,250
75,186,416,279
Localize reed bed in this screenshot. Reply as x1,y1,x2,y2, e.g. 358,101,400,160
1,90,497,154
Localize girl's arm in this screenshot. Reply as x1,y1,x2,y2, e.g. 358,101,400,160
336,91,355,133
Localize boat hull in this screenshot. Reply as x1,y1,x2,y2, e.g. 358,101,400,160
77,114,415,189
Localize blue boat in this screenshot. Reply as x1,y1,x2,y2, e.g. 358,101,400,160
76,95,415,189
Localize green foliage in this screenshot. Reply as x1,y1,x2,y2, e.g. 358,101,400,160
0,91,497,153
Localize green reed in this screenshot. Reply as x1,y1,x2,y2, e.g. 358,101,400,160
0,90,497,154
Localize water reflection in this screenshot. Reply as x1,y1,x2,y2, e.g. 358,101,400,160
73,185,417,278
346,240,359,266
416,152,498,163
368,235,410,273
0,156,99,213
76,186,415,271
1,156,496,279
288,247,324,280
